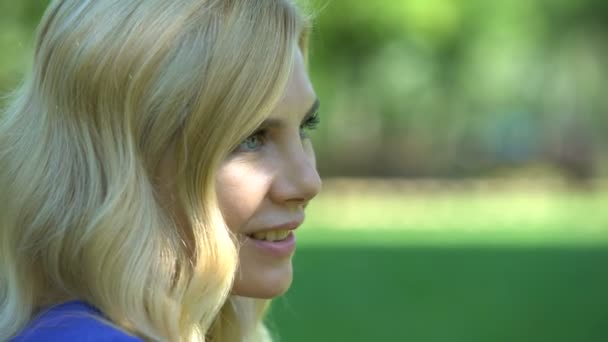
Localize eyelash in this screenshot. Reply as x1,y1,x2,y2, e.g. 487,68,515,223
299,111,320,139
302,111,320,131
236,111,321,152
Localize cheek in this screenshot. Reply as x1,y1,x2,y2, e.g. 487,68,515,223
216,160,273,232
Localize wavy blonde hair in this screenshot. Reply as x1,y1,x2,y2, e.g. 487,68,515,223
0,0,311,340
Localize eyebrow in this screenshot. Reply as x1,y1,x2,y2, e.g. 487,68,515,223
259,99,320,129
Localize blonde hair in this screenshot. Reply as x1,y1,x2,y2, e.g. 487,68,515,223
0,0,311,340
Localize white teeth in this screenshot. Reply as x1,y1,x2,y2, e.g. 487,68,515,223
276,230,290,240
249,229,290,241
253,232,266,240
266,231,277,241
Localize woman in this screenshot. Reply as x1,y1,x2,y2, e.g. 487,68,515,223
0,0,321,340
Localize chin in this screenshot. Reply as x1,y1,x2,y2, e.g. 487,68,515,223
231,262,294,299
248,280,292,299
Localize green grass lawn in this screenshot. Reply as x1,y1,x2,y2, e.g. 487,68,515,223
266,181,608,342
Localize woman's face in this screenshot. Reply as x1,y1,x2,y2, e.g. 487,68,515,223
217,48,321,298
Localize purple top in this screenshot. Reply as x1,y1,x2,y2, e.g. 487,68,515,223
11,300,142,341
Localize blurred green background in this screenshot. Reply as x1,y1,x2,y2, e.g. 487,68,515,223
2,0,607,341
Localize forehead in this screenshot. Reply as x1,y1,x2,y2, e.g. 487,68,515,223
272,48,316,118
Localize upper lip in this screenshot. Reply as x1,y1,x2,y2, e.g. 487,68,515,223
245,218,304,235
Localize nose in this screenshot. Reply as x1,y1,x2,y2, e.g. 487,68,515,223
270,143,322,207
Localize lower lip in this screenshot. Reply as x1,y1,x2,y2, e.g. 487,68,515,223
247,231,296,257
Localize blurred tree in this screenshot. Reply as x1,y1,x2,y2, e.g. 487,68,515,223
1,0,607,181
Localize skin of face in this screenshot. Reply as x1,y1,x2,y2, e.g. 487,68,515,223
218,48,322,298
157,48,321,299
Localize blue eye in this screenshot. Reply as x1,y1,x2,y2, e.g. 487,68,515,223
300,111,320,139
237,131,265,152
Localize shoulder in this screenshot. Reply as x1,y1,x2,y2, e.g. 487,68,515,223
11,301,142,342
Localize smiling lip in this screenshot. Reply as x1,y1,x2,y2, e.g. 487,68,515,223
247,231,296,257
245,219,304,235
244,219,303,257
